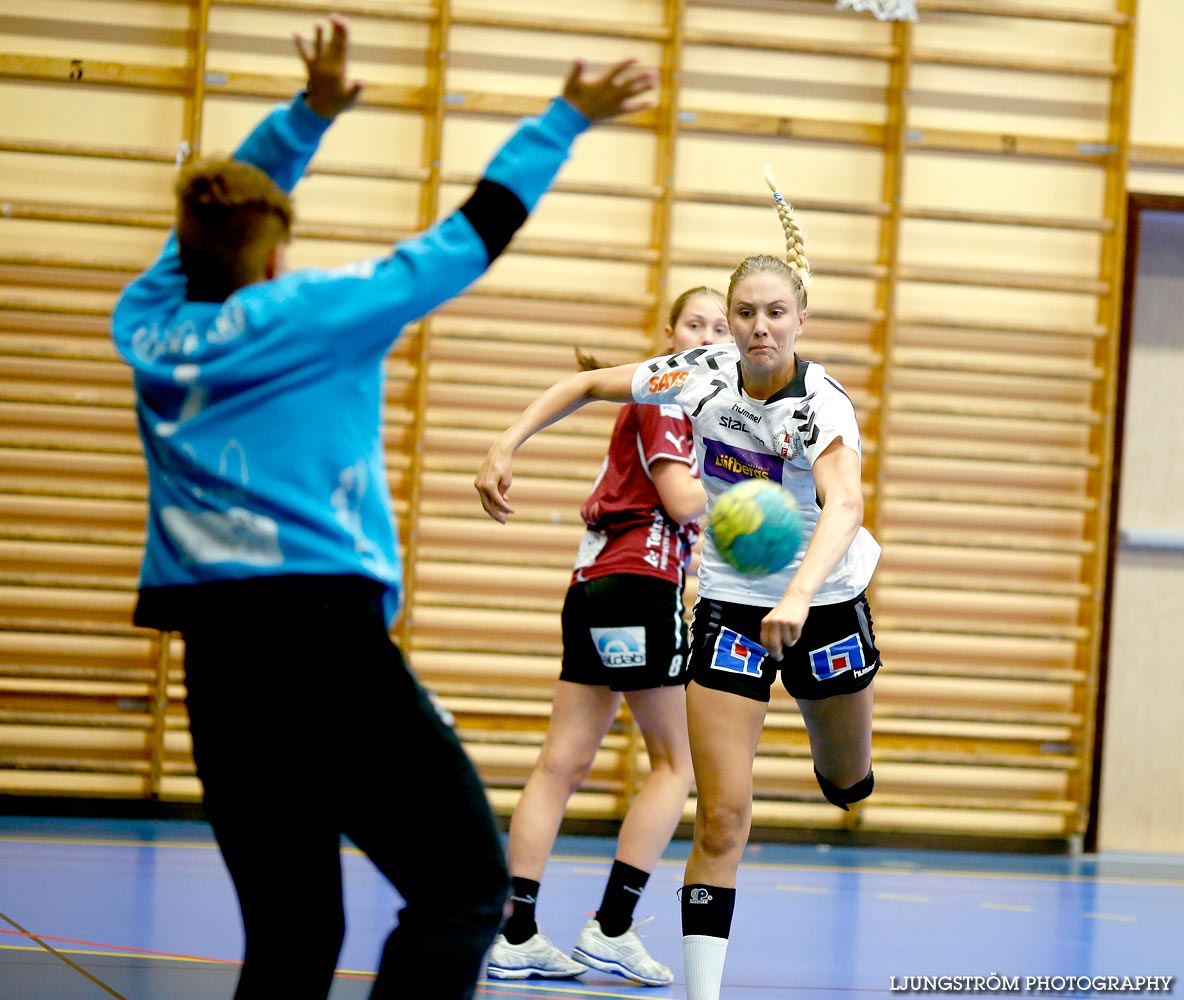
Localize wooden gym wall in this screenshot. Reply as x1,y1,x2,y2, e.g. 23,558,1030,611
0,0,1180,840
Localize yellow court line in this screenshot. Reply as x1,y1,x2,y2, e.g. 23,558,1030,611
0,942,228,965
0,912,127,999
3,834,1183,887
1085,912,1137,922
877,893,932,903
981,903,1035,912
0,942,378,981
0,835,221,851
776,884,830,893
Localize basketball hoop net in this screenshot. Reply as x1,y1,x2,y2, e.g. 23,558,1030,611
835,0,919,21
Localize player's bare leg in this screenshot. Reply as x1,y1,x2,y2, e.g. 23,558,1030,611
681,681,767,1000
617,684,694,871
798,682,874,794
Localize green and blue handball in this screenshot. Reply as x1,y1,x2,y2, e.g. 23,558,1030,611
708,479,804,576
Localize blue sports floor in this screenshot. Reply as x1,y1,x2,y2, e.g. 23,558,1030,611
1,817,1180,999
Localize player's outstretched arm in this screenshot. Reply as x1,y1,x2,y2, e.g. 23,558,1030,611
561,57,656,121
472,55,656,222
760,440,864,658
294,15,364,120
475,364,638,523
229,15,363,193
113,17,359,341
293,59,657,358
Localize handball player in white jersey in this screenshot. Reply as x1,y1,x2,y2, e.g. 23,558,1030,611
476,182,881,1000
485,288,730,986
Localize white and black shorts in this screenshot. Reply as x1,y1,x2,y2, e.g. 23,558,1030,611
560,574,691,692
688,593,880,702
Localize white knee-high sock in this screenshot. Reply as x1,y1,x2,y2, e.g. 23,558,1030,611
683,934,729,1000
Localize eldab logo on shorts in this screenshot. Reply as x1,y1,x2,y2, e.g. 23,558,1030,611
590,626,647,668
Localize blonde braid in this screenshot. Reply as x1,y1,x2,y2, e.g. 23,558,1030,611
763,164,811,287
726,167,811,313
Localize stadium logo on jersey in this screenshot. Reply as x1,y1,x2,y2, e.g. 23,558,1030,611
590,626,647,668
808,633,865,681
775,426,804,461
702,438,783,485
646,370,688,394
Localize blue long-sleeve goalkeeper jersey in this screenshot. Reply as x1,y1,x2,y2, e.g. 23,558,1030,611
112,92,589,627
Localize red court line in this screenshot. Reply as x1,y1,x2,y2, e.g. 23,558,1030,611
0,927,385,982
0,926,239,967
0,911,127,999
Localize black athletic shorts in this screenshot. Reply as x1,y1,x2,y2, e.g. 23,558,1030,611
687,592,880,702
560,573,691,692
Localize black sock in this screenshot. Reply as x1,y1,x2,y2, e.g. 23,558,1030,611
595,860,651,937
502,876,540,945
680,883,736,939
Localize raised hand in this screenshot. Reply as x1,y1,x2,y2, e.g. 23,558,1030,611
294,15,364,119
562,58,657,122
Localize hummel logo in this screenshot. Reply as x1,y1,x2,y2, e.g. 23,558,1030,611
624,885,644,897
511,894,536,905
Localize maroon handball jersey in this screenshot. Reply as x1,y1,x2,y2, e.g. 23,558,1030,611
572,402,700,587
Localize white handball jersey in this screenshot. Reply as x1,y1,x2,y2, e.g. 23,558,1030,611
630,342,881,608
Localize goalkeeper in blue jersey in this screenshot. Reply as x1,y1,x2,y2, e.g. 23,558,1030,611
111,17,654,1000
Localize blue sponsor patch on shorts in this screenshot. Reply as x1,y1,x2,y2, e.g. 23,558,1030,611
710,626,767,678
590,626,647,668
808,632,865,681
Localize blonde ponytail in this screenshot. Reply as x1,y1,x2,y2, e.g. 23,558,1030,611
726,166,811,314
762,165,811,287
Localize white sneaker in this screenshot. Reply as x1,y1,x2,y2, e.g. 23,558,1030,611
486,930,588,980
571,917,674,987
